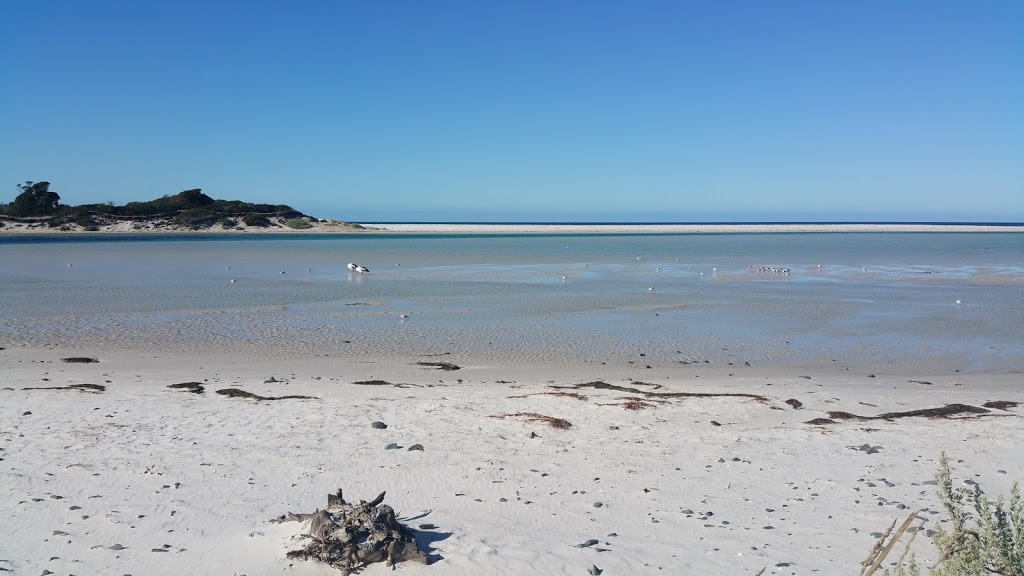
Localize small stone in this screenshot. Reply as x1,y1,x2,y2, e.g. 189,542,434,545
418,523,436,530
385,443,400,450
407,444,424,451
109,544,126,550
370,421,387,429
528,431,539,438
593,502,603,508
575,538,599,548
23,411,31,416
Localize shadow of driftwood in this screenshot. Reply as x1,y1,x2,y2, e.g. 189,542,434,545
411,528,451,565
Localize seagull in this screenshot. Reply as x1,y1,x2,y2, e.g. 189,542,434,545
637,256,642,260
347,263,358,271
399,313,410,319
355,265,369,274
700,272,704,277
306,268,311,272
280,271,286,274
956,299,962,305
562,276,567,281
230,278,236,283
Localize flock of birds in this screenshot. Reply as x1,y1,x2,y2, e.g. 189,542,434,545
206,258,967,308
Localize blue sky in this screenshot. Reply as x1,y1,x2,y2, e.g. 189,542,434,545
2,1,1021,222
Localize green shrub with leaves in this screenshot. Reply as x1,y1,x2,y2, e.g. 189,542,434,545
243,213,270,227
872,452,1022,576
284,218,312,229
220,217,237,228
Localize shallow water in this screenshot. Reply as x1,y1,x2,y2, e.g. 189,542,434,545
1,232,1022,371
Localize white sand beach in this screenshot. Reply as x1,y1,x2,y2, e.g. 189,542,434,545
2,346,1021,575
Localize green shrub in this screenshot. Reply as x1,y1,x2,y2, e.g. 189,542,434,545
221,217,237,228
74,213,94,228
869,452,1022,576
174,208,218,229
243,213,270,227
284,218,312,229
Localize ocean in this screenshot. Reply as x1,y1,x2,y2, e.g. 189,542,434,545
1,232,1022,373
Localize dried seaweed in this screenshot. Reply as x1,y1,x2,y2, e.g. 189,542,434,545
826,403,990,422
415,361,461,371
492,412,572,429
215,388,317,401
22,383,105,393
167,382,204,394
61,357,98,363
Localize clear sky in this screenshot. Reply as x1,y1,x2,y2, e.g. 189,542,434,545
2,1,1021,222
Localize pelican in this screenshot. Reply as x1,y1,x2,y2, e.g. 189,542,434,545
355,265,369,274
347,263,358,271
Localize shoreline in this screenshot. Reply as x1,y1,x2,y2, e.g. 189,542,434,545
3,221,1024,236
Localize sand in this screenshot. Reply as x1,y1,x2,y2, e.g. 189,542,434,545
1,346,1021,575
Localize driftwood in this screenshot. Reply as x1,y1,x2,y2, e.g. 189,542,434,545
273,489,429,574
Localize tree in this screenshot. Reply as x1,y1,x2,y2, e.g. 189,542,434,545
11,181,61,217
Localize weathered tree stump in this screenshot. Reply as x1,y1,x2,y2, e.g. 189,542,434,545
273,489,429,574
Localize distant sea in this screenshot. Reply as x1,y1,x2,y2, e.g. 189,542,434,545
2,232,1022,373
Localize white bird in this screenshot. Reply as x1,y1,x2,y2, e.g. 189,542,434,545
355,266,369,274
280,271,286,274
700,272,704,277
399,313,410,319
561,276,567,281
67,263,72,267
712,267,717,271
656,267,661,272
306,268,311,272
226,266,231,270
637,256,642,260
648,287,654,291
956,299,962,305
230,279,236,283
347,263,358,271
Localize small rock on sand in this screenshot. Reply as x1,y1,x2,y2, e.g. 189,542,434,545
371,421,387,429
407,444,424,451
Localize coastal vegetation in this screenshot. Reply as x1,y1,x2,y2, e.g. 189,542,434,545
1,181,317,231
864,452,1022,576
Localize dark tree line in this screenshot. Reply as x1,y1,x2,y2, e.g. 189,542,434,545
2,182,307,228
